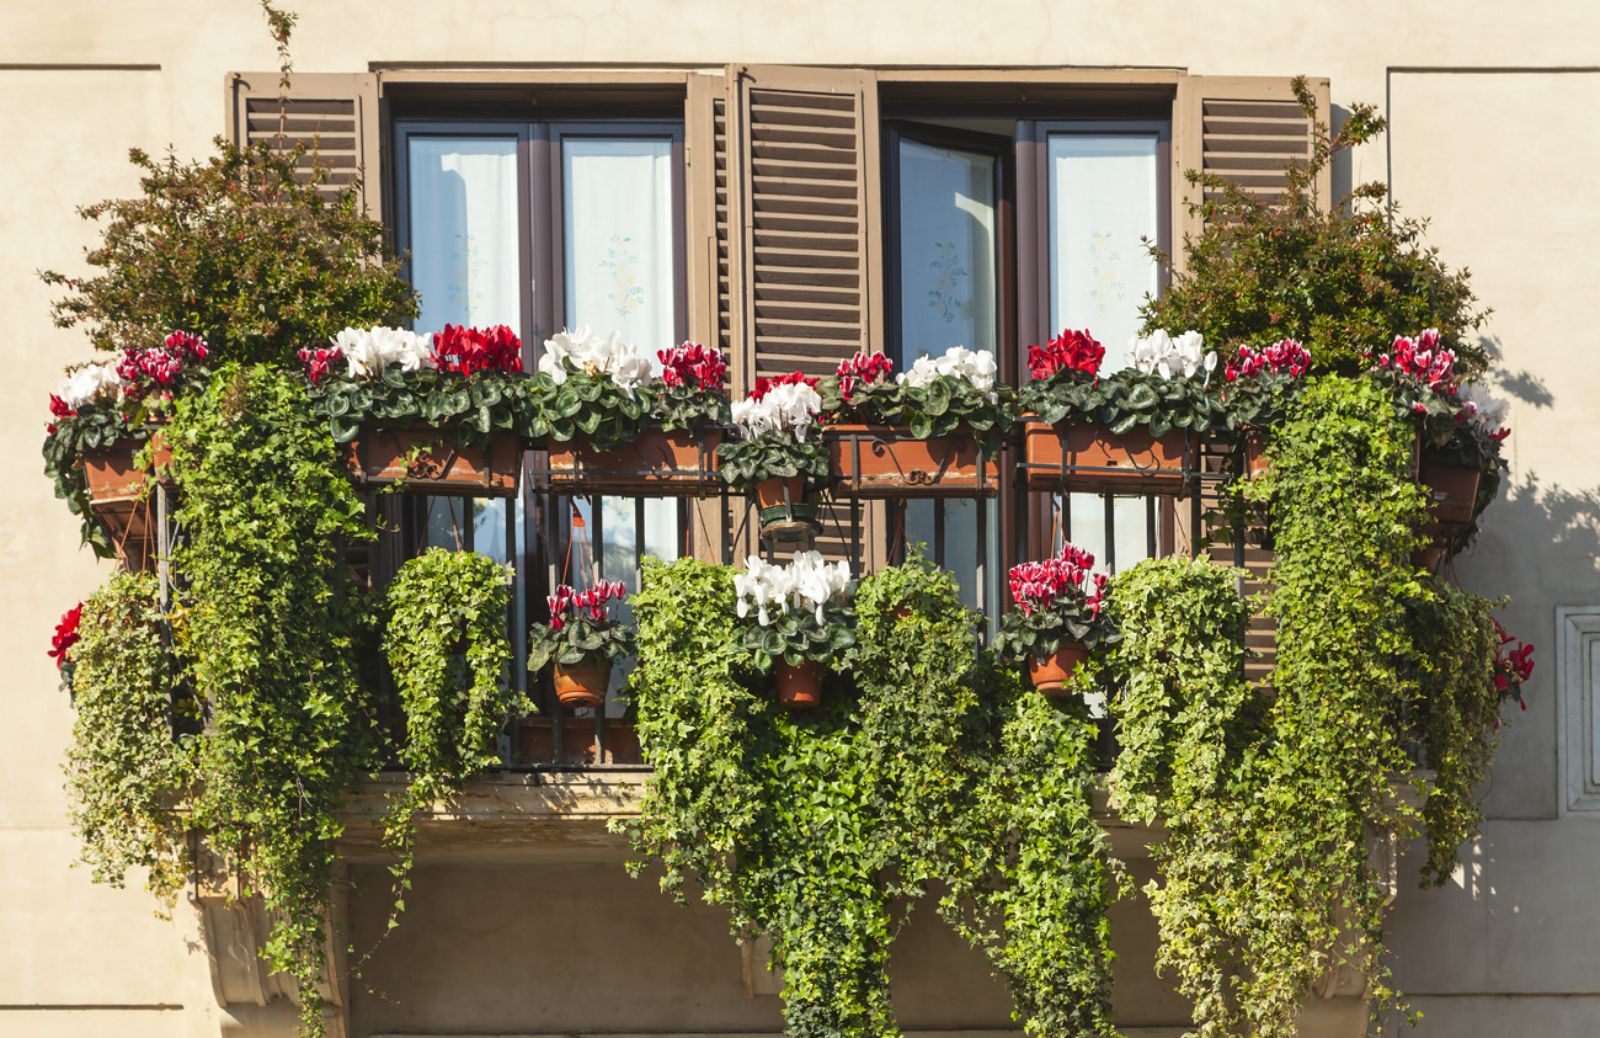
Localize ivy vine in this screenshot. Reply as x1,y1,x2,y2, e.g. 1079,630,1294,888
381,547,524,927
168,363,379,1037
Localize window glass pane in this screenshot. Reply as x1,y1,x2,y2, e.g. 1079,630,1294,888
562,136,681,605
897,139,997,358
407,136,521,330
1047,133,1159,372
896,137,1000,616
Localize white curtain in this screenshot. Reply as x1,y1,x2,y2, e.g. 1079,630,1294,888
563,137,680,663
1048,132,1161,570
407,136,521,331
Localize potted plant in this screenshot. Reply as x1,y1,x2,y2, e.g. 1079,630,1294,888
733,552,855,708
1492,618,1536,710
1017,328,1218,493
302,324,528,496
43,331,209,561
1368,329,1508,564
1219,337,1312,477
995,542,1117,695
536,331,730,494
818,346,1011,497
718,372,830,543
527,580,634,709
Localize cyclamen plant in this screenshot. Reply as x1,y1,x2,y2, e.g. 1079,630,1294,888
527,580,635,671
1368,328,1510,479
995,543,1118,662
732,551,856,670
1492,618,1535,708
717,372,830,491
820,346,1012,447
49,602,84,693
1020,327,1222,437
1220,338,1313,429
301,324,532,446
652,341,731,432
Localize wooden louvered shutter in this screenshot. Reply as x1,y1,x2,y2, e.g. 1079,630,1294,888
730,65,882,388
1173,75,1330,259
225,72,384,220
1175,75,1330,683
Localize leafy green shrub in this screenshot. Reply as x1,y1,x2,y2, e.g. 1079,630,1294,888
169,363,378,1036
42,142,417,366
1142,78,1486,377
64,572,196,902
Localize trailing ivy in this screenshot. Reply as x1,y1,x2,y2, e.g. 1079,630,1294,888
1104,555,1263,1036
169,363,378,1037
382,547,523,926
621,556,1116,1038
64,571,196,902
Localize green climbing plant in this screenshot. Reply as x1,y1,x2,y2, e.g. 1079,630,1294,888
64,571,197,903
169,363,378,1037
381,547,524,927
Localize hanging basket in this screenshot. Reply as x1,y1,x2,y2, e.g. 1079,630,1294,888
1021,418,1193,494
545,426,722,496
552,656,613,709
346,426,521,497
1239,429,1271,479
1028,642,1089,696
774,659,823,709
754,476,819,546
825,424,998,498
1415,451,1483,567
82,432,172,568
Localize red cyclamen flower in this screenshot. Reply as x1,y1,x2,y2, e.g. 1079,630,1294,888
297,346,344,384
834,351,894,404
1027,329,1104,381
749,371,819,401
1225,338,1310,382
1008,543,1105,617
1372,328,1459,399
48,603,83,670
658,342,728,392
115,331,210,401
547,580,627,628
432,325,524,376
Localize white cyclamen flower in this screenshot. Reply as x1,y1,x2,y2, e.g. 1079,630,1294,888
1128,329,1216,380
735,551,851,627
333,326,435,379
897,345,998,398
731,380,823,443
540,325,654,396
56,361,123,409
1459,383,1510,434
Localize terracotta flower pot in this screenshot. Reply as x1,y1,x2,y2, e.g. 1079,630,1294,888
825,424,998,498
1240,430,1270,479
552,656,613,709
754,476,818,543
774,659,823,709
1021,418,1192,494
1028,642,1090,696
346,426,521,497
546,426,722,496
81,431,173,569
1417,454,1482,527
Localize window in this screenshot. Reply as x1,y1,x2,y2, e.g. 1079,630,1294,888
394,115,686,715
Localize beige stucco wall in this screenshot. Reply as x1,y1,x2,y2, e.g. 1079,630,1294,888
3,2,1598,1036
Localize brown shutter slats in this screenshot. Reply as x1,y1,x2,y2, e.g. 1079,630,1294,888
225,72,382,220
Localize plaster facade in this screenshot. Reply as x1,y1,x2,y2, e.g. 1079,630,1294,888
3,2,1597,1036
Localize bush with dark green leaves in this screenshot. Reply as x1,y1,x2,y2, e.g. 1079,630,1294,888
42,141,417,367
1142,78,1485,378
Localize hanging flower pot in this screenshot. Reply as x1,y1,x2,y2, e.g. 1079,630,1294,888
546,426,722,495
552,655,613,709
825,424,998,498
1418,452,1482,527
346,426,522,497
754,475,818,540
1239,430,1271,479
774,659,823,709
1028,642,1090,696
720,371,828,544
82,432,173,567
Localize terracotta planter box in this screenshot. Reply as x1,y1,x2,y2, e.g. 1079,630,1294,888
346,427,521,497
825,424,998,498
545,426,721,496
82,433,173,567
1240,430,1270,479
516,718,643,765
1021,419,1193,494
1418,453,1482,527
